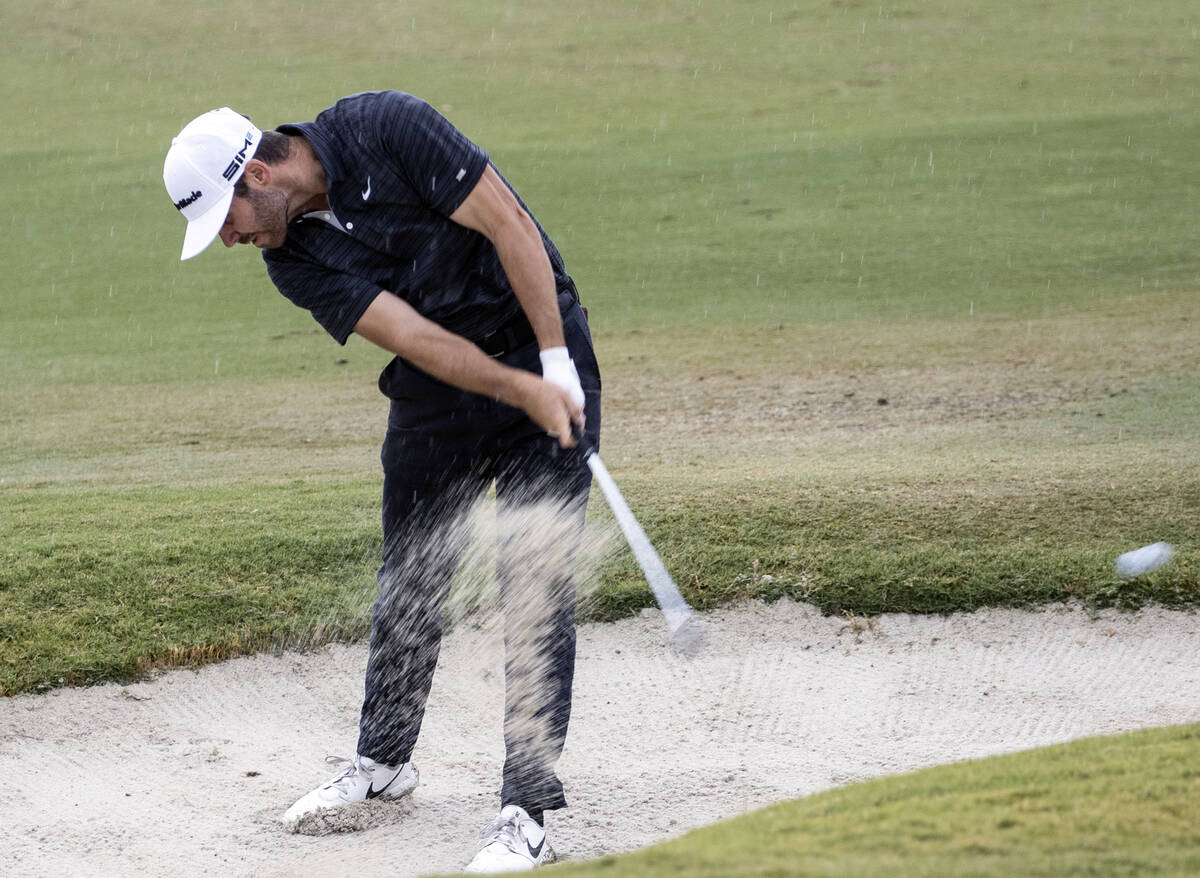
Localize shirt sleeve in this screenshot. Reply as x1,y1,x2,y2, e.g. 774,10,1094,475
263,248,383,345
372,92,490,217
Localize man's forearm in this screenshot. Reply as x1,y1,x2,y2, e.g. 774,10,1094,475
353,288,579,444
489,214,565,351
353,289,539,407
405,323,542,408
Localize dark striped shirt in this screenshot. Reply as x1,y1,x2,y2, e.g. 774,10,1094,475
262,90,569,344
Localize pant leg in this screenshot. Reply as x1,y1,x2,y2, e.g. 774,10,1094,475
357,400,491,766
494,299,601,813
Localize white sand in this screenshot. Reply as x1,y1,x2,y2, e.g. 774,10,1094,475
4,599,1199,877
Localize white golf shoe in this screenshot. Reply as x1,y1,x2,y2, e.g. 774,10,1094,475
464,805,555,873
280,754,418,823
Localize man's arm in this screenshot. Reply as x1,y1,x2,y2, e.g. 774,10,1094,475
449,163,585,409
448,164,565,351
353,289,580,446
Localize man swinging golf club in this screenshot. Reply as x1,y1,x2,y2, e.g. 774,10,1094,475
163,91,601,873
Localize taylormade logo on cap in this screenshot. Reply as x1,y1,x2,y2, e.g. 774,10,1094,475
163,107,263,261
173,190,202,211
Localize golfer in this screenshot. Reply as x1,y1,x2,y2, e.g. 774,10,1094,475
163,91,601,873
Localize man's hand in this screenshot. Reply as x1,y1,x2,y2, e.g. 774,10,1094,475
539,346,585,409
511,371,584,448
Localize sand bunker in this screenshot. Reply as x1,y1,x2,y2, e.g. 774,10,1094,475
3,600,1198,876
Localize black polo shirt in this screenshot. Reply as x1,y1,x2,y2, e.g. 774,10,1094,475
262,90,569,344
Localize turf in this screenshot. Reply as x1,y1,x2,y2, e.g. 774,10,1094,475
505,723,1200,877
1,0,1198,694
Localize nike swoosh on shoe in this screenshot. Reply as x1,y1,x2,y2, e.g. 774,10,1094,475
365,769,401,799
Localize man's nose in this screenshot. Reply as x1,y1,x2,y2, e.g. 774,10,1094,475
219,227,238,248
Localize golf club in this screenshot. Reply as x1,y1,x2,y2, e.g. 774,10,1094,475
572,424,704,653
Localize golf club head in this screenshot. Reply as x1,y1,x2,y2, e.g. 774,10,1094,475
668,613,706,657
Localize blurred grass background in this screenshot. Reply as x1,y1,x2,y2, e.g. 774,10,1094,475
1,0,1197,693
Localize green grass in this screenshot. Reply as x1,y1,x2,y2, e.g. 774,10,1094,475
504,723,1200,877
1,0,1198,695
0,482,381,693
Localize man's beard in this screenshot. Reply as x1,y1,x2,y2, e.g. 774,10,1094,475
245,186,289,248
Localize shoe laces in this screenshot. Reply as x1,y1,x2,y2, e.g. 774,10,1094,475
483,809,530,850
321,755,366,794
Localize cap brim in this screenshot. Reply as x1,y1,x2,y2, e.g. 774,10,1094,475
179,187,235,261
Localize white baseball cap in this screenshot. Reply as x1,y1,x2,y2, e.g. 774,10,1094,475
163,108,263,260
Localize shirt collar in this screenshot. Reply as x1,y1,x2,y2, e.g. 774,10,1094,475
275,120,347,187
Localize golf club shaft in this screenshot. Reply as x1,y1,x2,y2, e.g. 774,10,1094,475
576,437,695,638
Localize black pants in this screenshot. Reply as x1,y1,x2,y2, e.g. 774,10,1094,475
357,295,601,816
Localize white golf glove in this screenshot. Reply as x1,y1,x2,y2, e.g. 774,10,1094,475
539,346,585,409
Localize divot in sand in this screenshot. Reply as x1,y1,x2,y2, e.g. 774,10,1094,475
285,794,416,836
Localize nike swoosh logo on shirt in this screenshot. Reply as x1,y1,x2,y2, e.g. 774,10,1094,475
362,176,372,200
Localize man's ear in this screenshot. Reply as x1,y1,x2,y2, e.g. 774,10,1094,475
242,159,271,188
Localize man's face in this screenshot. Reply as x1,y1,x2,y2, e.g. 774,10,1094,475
218,185,288,250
